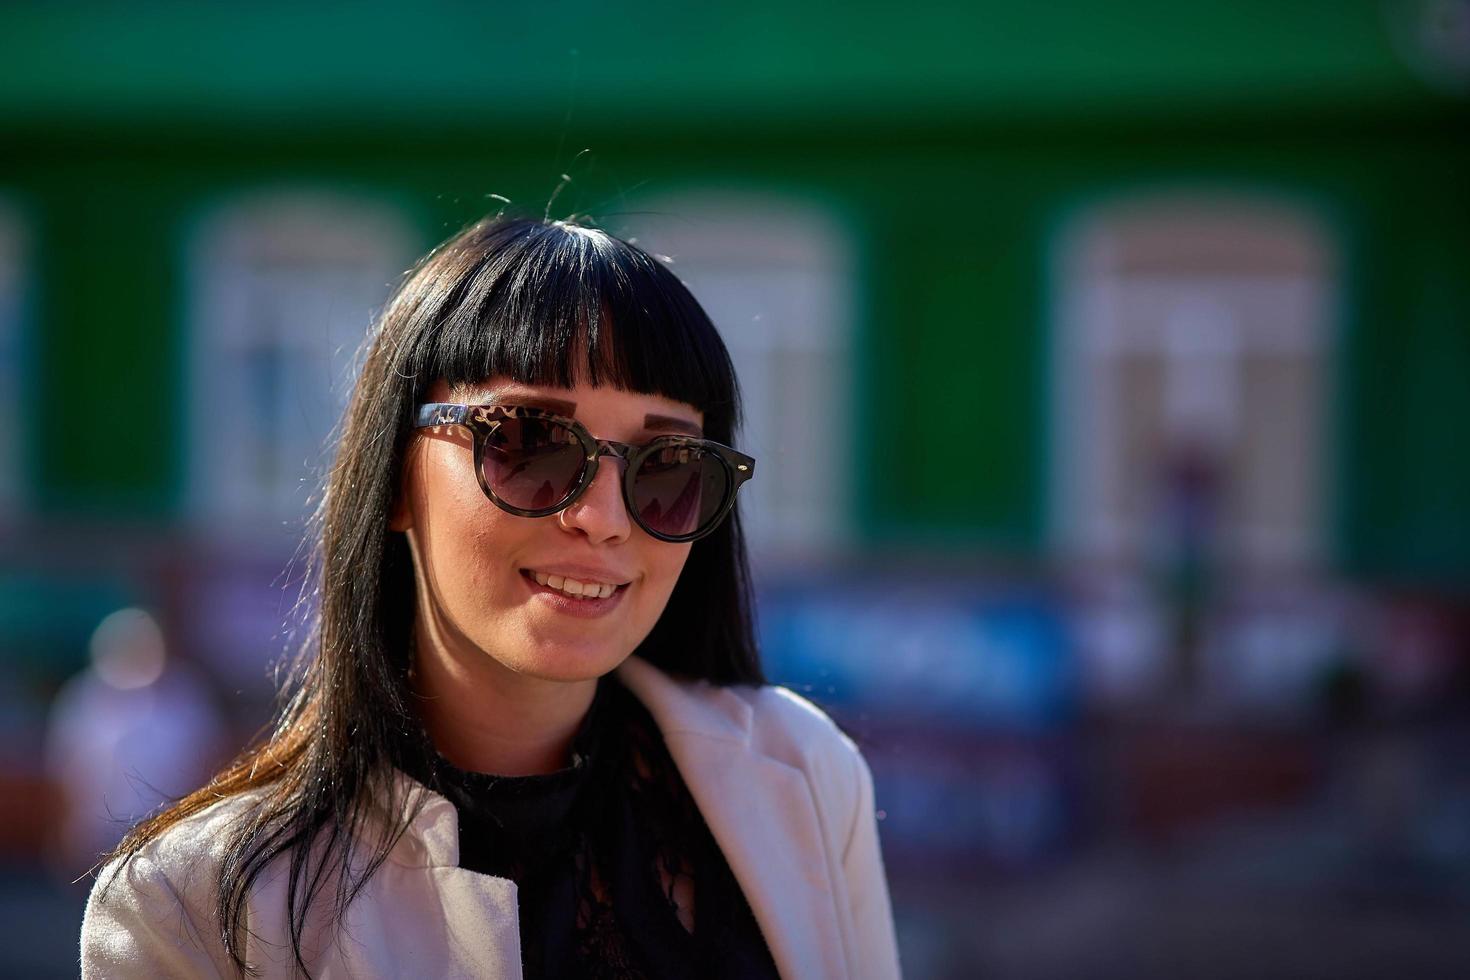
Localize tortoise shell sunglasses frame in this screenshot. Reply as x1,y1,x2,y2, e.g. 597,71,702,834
411,402,755,543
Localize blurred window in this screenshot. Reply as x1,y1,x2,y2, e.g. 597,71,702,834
0,201,29,516
1050,195,1336,572
187,192,418,538
619,194,855,562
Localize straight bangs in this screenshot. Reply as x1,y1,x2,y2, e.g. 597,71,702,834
413,219,741,443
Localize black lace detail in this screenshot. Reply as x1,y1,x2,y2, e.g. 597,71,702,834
571,847,649,980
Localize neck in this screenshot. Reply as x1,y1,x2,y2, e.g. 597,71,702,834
409,615,597,778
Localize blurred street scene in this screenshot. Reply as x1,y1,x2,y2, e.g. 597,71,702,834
2,2,1468,976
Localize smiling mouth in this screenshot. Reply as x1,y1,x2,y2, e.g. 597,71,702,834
520,569,629,600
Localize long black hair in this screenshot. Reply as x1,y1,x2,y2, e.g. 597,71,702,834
100,214,764,975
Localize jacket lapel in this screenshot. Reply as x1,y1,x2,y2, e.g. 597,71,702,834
617,658,848,980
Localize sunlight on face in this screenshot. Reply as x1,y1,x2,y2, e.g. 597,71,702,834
394,377,701,684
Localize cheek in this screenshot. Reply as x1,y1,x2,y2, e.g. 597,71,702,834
642,544,693,609
452,505,544,594
449,518,517,590
410,443,526,587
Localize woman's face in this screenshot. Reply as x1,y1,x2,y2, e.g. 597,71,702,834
393,376,700,684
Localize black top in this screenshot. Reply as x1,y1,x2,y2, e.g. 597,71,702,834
395,674,781,980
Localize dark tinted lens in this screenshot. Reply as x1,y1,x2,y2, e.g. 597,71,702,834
481,417,586,512
631,444,730,539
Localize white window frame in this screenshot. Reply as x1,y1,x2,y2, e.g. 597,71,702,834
185,190,419,546
1049,193,1338,573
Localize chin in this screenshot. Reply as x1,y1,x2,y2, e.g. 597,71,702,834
498,643,632,684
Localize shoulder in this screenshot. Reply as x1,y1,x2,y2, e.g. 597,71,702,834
86,788,261,917
118,789,261,879
617,657,872,835
82,791,264,978
732,681,861,763
618,655,860,762
728,682,872,826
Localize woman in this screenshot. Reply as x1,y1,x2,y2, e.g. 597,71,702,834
82,215,901,979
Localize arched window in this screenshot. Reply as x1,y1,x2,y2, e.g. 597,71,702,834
617,193,856,562
186,191,419,540
0,200,30,517
1050,193,1337,574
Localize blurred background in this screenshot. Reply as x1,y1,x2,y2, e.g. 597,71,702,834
2,2,1469,976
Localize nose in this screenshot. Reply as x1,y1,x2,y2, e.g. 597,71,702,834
557,458,631,544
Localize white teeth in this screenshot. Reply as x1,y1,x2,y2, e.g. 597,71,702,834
529,571,621,600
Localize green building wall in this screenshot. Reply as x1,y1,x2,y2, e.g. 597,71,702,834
2,1,1467,585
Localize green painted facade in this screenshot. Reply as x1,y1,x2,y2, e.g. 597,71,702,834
2,1,1467,584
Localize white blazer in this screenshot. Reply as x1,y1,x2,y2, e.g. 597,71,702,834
82,656,904,979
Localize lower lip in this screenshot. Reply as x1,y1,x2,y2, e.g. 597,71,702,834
521,571,629,619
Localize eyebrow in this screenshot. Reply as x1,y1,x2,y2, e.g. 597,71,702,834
480,392,704,437
642,414,704,437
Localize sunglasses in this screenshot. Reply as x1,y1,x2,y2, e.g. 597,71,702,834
412,403,755,543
